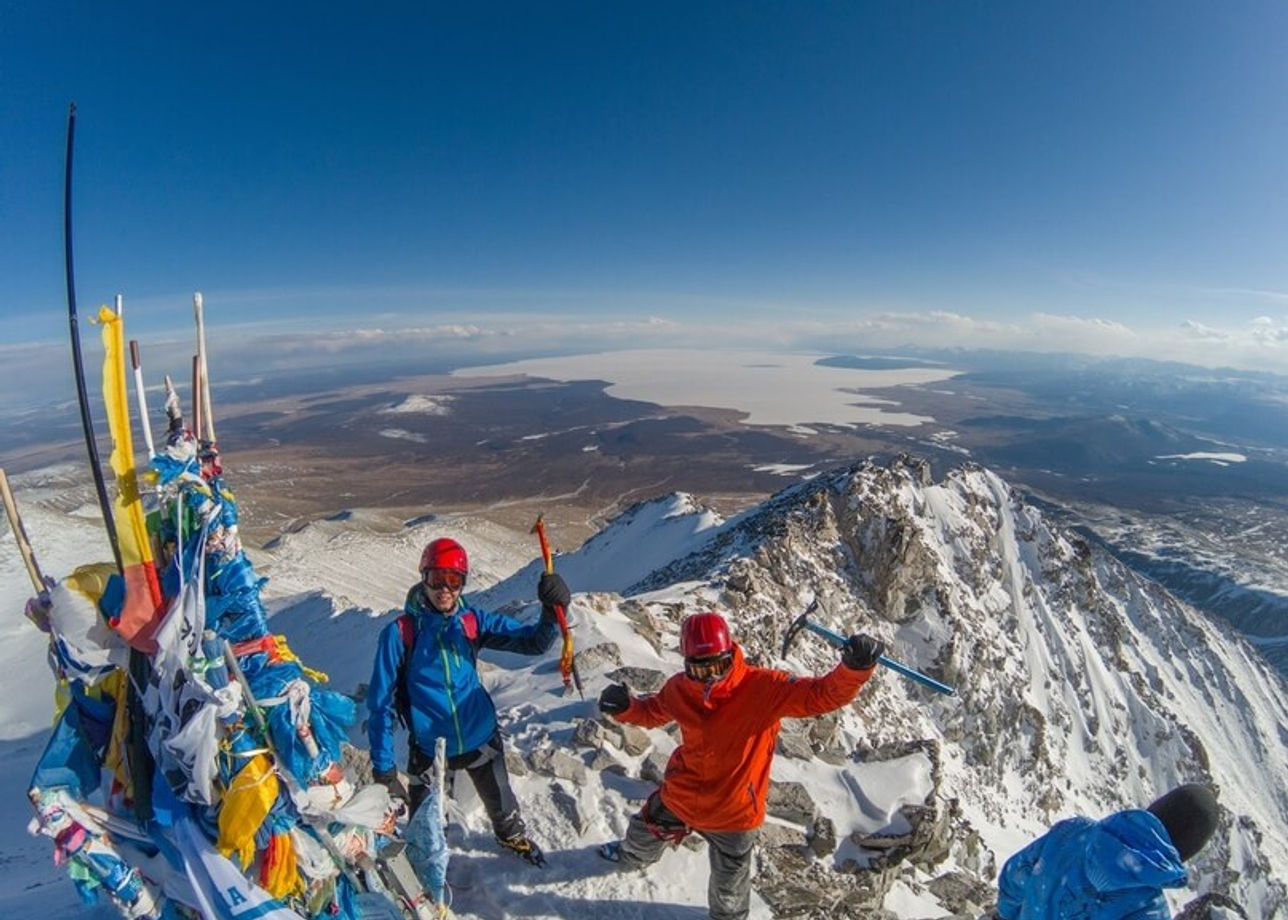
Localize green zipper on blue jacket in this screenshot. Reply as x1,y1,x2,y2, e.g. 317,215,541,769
436,616,466,755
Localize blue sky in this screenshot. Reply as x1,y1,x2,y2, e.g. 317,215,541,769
3,1,1288,407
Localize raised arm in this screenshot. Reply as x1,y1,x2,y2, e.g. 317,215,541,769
474,572,568,656
763,662,872,719
475,606,560,656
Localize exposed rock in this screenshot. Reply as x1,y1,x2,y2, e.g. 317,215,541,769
806,816,837,858
533,455,1286,919
613,601,675,656
640,751,670,784
528,747,588,784
767,780,818,826
504,748,528,777
1175,894,1249,920
926,870,996,916
759,823,809,850
576,641,623,673
590,749,627,776
807,711,842,752
572,718,605,748
618,724,652,756
605,665,669,693
776,728,815,760
755,845,895,919
598,718,629,749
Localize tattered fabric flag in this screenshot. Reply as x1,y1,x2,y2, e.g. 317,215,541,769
173,813,300,920
98,306,164,651
47,563,130,689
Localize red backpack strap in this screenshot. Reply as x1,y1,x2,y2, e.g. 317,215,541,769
460,610,478,642
396,612,416,652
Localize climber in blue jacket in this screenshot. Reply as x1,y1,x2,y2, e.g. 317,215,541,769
367,537,568,870
996,784,1220,920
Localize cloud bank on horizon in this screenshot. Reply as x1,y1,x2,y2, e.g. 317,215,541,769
3,302,1287,414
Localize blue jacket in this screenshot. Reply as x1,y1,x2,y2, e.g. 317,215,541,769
997,811,1188,920
366,585,558,772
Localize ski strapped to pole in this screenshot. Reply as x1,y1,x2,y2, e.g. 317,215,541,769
781,601,956,696
529,514,584,698
0,467,47,593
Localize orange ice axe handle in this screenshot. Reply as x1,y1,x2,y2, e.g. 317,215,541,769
531,515,584,699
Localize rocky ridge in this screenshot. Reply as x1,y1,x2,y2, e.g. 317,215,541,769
526,455,1288,918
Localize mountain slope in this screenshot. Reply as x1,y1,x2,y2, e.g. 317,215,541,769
481,454,1288,917
2,455,1285,919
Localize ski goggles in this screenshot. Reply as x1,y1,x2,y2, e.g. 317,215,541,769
424,568,466,591
684,652,733,683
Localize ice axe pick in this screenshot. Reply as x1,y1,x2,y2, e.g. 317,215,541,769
782,606,955,696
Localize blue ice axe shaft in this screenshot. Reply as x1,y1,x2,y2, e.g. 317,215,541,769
801,619,956,696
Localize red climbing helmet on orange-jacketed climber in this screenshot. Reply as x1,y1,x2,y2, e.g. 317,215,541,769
680,611,733,659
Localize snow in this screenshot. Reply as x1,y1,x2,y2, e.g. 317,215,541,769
1155,451,1248,464
2,458,1287,919
455,349,956,428
378,428,429,443
885,880,951,918
380,395,454,416
751,463,817,477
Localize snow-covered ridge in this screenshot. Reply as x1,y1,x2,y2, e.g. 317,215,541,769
474,454,1288,917
2,455,1286,918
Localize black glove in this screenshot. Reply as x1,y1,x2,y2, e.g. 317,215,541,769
598,683,631,716
373,768,408,806
538,572,571,610
841,634,885,671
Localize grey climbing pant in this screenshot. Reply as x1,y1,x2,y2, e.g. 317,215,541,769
618,792,759,920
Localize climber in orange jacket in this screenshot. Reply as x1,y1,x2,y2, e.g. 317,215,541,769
597,610,883,920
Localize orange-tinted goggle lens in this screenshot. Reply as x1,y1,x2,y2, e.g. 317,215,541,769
425,568,465,590
684,652,732,682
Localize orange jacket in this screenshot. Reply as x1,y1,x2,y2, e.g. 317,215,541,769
613,644,872,832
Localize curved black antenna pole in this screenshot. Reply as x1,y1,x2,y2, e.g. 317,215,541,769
65,106,154,820
64,102,123,573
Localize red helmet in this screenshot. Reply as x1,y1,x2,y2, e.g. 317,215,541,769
420,538,468,576
680,611,732,659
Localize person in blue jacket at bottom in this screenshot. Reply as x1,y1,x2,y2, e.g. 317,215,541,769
996,783,1220,920
367,536,569,883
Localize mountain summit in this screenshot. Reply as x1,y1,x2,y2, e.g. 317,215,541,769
4,455,1285,918
467,454,1288,917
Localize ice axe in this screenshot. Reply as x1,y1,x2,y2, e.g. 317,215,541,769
530,514,585,699
782,602,955,696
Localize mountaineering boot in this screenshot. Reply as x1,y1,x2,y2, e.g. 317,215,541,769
598,840,622,862
497,833,546,867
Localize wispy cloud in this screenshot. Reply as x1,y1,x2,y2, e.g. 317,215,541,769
5,306,1287,417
